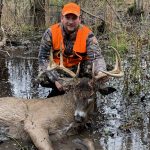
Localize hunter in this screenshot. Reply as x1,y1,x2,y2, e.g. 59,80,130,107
37,2,107,97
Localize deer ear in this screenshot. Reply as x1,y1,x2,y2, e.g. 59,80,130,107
99,87,117,96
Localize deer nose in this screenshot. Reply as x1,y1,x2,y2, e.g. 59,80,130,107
74,114,85,123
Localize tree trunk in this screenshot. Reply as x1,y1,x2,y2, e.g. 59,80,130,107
0,0,3,27
135,0,143,11
45,0,50,27
127,0,144,16
32,0,45,30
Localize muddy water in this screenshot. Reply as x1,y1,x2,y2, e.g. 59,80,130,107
0,50,150,150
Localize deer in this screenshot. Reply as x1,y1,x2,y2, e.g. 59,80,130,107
0,46,123,150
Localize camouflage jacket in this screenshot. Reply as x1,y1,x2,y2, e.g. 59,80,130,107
38,23,106,81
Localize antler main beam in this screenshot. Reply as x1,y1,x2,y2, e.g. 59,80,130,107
94,46,124,80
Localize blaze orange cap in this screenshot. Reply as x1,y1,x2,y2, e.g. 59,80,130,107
62,3,80,16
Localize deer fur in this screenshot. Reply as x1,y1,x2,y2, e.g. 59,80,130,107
0,78,95,150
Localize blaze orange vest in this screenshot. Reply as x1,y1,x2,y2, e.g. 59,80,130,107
50,23,91,68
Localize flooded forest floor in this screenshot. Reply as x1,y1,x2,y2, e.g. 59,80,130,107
0,18,150,150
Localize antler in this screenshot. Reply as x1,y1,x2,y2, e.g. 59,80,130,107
47,43,80,78
93,46,124,80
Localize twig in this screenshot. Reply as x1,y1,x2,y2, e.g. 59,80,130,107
11,56,38,60
0,50,10,56
6,135,25,150
81,8,105,22
81,7,122,29
105,0,123,27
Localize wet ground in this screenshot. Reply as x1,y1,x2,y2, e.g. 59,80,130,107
0,46,150,150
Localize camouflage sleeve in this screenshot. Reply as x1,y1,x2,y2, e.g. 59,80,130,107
86,32,106,75
38,28,51,72
38,28,59,82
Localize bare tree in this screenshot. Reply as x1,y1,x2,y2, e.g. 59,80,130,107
0,0,3,27
0,0,6,46
127,0,144,16
135,0,143,12
31,0,45,30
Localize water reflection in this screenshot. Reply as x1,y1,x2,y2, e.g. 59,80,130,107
100,131,149,150
5,57,50,99
0,56,12,97
97,77,150,150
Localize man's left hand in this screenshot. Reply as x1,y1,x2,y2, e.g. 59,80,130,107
55,81,63,91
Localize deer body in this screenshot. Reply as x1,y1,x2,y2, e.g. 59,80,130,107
0,78,95,150
0,95,76,149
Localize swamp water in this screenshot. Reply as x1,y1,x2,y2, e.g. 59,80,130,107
0,50,150,150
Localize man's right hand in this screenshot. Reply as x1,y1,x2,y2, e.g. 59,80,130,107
36,71,47,84
36,70,64,91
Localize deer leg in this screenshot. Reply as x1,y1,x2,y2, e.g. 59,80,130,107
73,138,95,150
24,122,53,150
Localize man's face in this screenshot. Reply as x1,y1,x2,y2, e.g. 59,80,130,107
61,13,81,33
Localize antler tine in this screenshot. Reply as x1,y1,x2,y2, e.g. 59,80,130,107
94,46,124,80
75,62,80,77
58,42,78,78
59,41,63,68
47,42,80,78
110,46,122,73
92,62,95,79
47,48,58,70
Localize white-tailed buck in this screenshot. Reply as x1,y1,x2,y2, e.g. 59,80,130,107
0,47,123,150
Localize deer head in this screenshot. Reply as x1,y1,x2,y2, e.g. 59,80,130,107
47,46,124,123
73,78,95,123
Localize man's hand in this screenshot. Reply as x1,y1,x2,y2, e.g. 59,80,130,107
55,81,63,91
36,71,47,84
36,70,64,91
